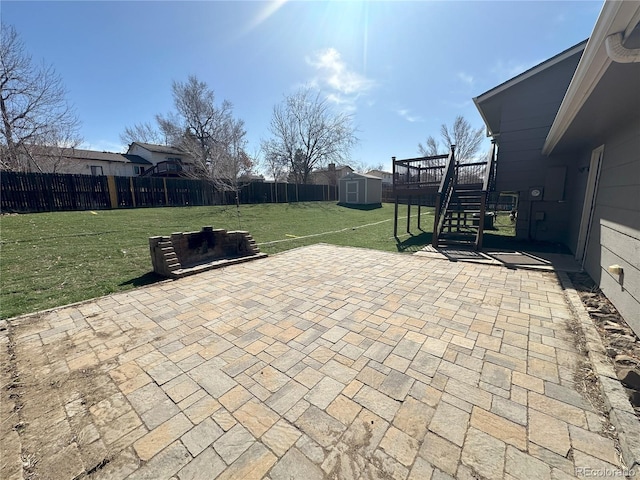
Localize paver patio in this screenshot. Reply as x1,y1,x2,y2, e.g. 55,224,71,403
0,244,632,479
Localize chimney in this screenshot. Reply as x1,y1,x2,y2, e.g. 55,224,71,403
328,163,336,171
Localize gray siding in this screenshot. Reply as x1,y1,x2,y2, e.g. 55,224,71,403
582,121,640,333
493,50,583,243
366,178,382,204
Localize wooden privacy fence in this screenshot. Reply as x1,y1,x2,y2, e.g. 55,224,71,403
1,171,338,213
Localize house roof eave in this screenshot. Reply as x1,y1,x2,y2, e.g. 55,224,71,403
473,40,587,140
474,41,588,106
543,0,640,155
472,96,497,138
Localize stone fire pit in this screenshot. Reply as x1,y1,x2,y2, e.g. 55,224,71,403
149,227,267,278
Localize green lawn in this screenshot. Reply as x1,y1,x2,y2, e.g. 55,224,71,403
0,202,434,319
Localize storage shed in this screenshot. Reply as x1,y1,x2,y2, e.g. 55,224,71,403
338,172,382,206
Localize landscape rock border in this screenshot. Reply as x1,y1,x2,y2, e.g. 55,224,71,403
558,271,640,472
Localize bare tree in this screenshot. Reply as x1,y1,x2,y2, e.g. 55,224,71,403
209,115,253,205
262,87,358,184
261,150,286,183
120,121,166,147
418,115,484,162
0,23,81,172
122,75,250,191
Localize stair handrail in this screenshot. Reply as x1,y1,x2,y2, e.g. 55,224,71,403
475,140,497,250
432,145,456,247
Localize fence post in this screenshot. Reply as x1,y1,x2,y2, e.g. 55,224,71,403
163,178,169,206
107,176,118,209
129,177,137,208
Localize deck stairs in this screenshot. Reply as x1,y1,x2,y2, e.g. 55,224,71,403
438,184,484,247
392,141,497,251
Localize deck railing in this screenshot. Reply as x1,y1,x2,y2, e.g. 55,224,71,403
456,161,487,186
475,140,498,249
432,146,457,246
392,153,450,190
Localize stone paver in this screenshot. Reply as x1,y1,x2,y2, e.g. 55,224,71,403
1,244,633,480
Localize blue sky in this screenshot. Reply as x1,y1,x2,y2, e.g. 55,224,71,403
4,1,602,173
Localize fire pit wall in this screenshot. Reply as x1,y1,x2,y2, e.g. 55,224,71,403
149,227,266,278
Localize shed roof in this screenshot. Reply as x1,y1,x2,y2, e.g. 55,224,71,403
340,172,383,181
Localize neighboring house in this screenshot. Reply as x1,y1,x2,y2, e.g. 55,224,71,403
127,142,193,177
22,142,196,177
308,164,354,186
474,0,640,333
25,146,151,176
238,173,265,183
366,169,393,186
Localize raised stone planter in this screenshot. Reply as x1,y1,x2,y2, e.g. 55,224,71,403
149,227,267,279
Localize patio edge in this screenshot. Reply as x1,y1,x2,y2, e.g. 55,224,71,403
558,271,640,472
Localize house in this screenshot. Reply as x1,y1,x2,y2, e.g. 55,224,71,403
366,169,393,186
25,146,151,176
338,172,382,206
474,0,640,333
308,163,354,186
127,142,193,177
238,173,265,183
23,142,195,177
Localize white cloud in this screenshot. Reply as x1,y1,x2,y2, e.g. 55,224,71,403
306,48,376,110
457,72,474,86
396,108,423,123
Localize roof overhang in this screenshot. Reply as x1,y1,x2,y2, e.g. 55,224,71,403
542,0,640,155
473,41,587,138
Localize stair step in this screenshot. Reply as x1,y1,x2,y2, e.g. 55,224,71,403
442,222,478,228
441,234,478,238
443,223,478,227
440,229,477,235
437,239,476,247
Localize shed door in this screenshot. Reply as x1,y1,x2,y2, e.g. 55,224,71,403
346,181,359,203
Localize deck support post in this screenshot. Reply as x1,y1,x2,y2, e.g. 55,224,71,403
393,195,399,237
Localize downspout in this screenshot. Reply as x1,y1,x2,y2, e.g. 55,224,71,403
605,31,640,63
